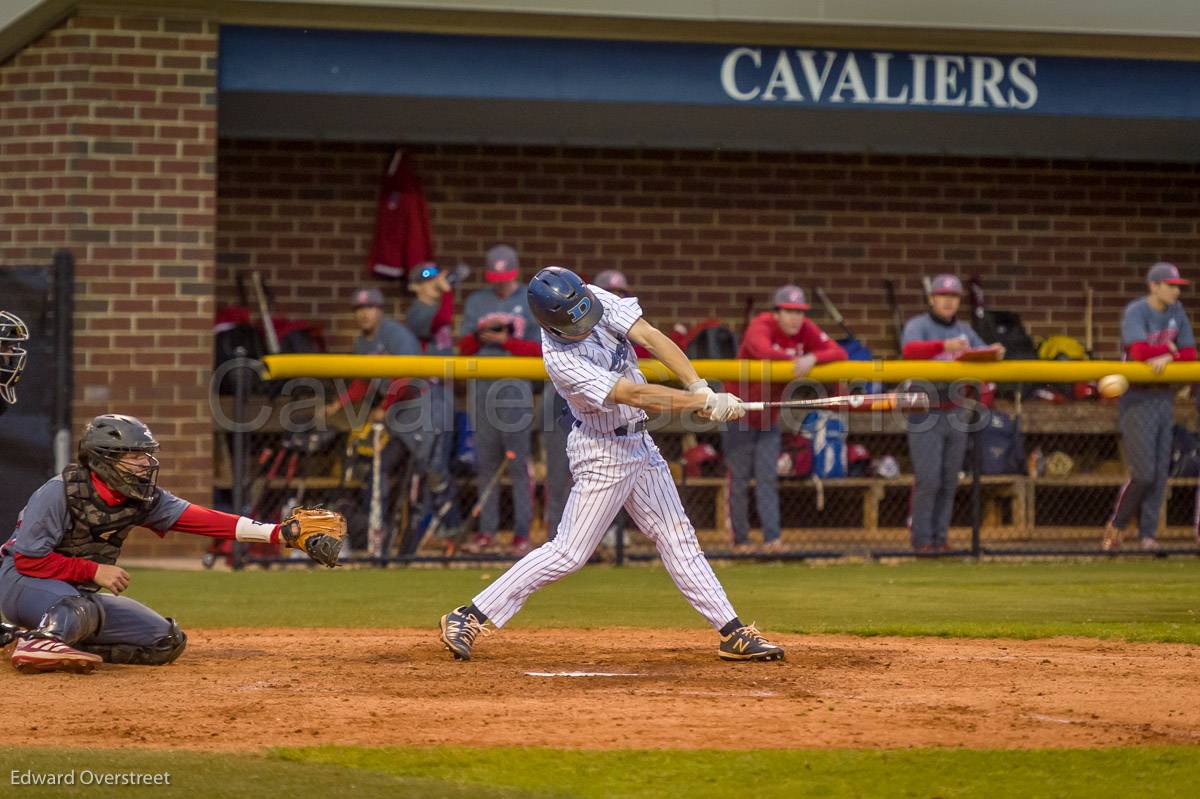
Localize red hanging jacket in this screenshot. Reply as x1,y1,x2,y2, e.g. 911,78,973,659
366,151,433,280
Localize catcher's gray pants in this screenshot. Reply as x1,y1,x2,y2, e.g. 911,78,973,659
0,558,173,647
907,408,969,548
721,425,782,545
1112,389,1174,540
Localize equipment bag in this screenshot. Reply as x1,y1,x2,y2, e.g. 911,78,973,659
801,411,847,479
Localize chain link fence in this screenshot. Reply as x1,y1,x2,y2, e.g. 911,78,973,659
208,361,1200,568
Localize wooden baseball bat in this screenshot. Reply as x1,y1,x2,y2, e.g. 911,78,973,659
249,271,280,354
1084,283,1094,358
741,392,928,412
815,287,856,341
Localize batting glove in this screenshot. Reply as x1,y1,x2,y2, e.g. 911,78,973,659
702,391,746,422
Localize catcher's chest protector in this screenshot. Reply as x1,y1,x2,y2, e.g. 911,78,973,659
58,465,155,571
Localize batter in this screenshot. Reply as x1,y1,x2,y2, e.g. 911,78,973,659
439,267,785,662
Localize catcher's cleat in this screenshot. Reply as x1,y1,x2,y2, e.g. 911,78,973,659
719,623,785,662
1101,523,1122,552
0,622,20,647
12,636,102,674
439,606,489,661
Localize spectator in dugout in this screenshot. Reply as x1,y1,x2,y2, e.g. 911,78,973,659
458,245,541,554
728,285,846,554
323,287,449,555
901,274,1004,553
1103,262,1196,553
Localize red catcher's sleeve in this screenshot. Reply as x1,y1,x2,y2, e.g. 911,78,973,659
1176,346,1197,362
167,504,281,542
801,320,848,364
14,551,99,583
740,316,791,360
1127,341,1174,361
904,340,946,359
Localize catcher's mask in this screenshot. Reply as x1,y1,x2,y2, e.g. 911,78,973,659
78,414,161,501
0,310,29,405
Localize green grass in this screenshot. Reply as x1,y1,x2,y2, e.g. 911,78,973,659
276,745,1200,798
118,559,1200,643
6,746,1198,798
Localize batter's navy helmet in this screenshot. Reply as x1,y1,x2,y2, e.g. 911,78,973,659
528,267,604,342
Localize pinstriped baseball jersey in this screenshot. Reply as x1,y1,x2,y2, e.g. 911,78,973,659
542,285,647,435
470,283,738,632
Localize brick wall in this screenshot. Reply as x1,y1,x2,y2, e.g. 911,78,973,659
218,141,1200,357
1,12,217,556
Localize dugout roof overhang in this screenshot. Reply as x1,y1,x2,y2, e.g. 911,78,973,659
217,25,1200,161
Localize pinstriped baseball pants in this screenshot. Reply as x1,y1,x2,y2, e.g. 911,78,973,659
473,428,738,629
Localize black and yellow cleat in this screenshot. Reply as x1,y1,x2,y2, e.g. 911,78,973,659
719,623,785,662
439,606,489,661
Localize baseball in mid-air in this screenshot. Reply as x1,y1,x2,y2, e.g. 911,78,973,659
1098,374,1130,398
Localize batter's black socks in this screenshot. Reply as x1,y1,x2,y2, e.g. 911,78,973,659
466,604,489,625
719,618,743,637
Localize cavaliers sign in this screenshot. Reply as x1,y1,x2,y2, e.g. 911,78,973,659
720,48,1037,109
223,26,1200,120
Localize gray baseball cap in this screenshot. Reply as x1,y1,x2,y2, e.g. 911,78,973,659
594,269,630,295
351,287,385,308
929,274,964,295
773,285,810,310
485,244,519,283
1147,261,1188,285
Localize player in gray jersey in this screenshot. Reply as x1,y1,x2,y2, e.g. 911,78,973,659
439,267,786,663
0,415,310,673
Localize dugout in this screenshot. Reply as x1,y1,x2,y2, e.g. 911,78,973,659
2,2,1200,557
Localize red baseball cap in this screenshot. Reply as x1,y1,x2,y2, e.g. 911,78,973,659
485,244,519,283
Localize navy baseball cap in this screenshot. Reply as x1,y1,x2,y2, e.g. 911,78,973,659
773,285,810,310
485,244,519,283
1147,261,1189,285
351,287,384,308
930,274,964,295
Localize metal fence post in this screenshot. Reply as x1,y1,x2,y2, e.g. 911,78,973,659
970,386,985,558
231,347,249,571
52,250,74,473
615,521,625,566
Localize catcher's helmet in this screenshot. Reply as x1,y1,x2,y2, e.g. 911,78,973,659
0,310,29,405
528,267,603,343
78,414,161,501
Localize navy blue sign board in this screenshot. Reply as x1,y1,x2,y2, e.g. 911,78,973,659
220,25,1200,120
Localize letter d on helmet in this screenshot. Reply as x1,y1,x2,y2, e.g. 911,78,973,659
528,267,604,342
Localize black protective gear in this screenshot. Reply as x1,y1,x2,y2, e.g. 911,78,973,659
57,464,153,585
79,618,187,666
78,414,161,501
0,309,29,405
30,595,104,646
528,267,604,343
0,621,20,647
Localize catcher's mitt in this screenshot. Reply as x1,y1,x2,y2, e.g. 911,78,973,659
280,507,346,567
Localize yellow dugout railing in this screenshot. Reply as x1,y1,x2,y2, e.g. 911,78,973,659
261,354,1200,384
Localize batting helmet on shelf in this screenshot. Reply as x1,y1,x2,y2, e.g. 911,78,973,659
78,414,161,501
0,310,29,405
528,267,604,343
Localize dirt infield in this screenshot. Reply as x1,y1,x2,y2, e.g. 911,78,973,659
4,628,1198,751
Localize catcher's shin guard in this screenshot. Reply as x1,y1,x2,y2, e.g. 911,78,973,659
79,618,187,666
30,595,103,646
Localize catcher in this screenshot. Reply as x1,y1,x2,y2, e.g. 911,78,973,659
0,414,344,673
